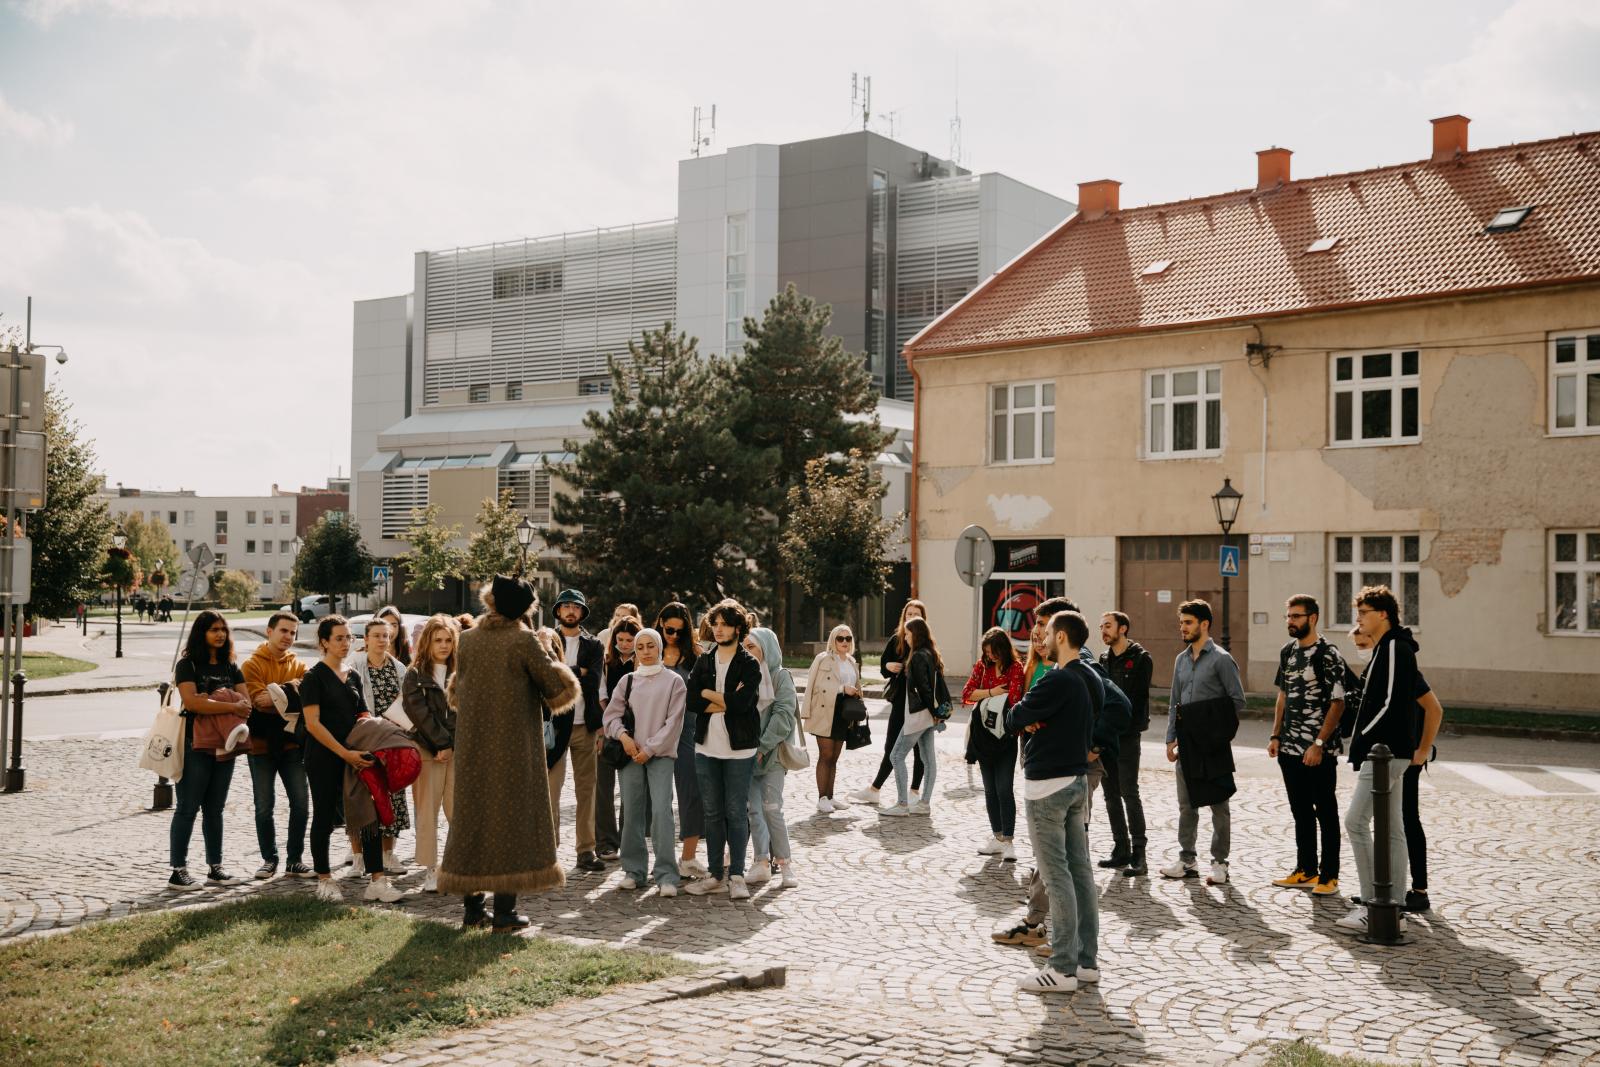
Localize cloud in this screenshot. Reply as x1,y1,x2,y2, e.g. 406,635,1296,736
0,93,74,146
241,174,332,210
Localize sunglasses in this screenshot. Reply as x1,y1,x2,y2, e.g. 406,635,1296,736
662,625,683,635
835,636,853,643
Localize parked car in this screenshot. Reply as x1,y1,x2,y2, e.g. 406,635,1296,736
281,595,334,623
345,612,430,652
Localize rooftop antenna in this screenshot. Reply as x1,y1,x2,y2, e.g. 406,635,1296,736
949,61,963,166
852,72,871,131
883,109,901,139
691,104,717,158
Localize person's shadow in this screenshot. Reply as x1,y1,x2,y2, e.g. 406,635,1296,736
1096,873,1183,941
1020,982,1152,1063
1180,880,1294,964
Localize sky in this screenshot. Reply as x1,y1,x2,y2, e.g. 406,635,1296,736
1,0,1597,496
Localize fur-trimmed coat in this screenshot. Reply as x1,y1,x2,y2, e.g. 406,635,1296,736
437,613,578,896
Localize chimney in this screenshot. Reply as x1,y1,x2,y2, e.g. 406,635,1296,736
1431,115,1470,162
1077,179,1121,219
1256,147,1292,190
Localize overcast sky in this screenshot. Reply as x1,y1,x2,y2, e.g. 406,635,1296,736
2,0,1596,496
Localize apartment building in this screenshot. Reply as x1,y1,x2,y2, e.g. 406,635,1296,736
903,117,1600,709
103,485,300,601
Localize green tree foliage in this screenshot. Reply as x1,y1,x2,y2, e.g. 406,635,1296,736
779,453,899,634
120,511,181,580
397,504,466,597
100,546,142,595
547,326,776,617
212,569,260,611
30,385,115,618
727,285,891,634
464,489,523,585
289,514,376,615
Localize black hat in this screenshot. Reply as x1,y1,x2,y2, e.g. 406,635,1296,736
491,574,536,621
552,588,589,621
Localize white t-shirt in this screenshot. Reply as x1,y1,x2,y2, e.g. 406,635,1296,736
697,651,757,760
432,663,447,688
1023,774,1082,801
563,634,585,720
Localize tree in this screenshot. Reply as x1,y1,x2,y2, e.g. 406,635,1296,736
100,546,143,597
30,385,115,619
212,569,260,611
547,325,777,617
289,513,377,615
464,489,523,587
121,511,181,582
727,285,892,638
396,504,467,610
779,452,899,636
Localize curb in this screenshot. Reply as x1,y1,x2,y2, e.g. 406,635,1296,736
30,682,163,699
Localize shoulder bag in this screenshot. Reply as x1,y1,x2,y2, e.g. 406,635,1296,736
138,682,186,782
977,692,1010,739
777,693,811,771
600,677,636,770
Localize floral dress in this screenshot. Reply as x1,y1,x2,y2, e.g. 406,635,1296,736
368,660,412,839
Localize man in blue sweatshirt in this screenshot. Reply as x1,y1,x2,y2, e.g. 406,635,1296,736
1006,610,1103,994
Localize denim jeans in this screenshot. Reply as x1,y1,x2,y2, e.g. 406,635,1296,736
696,753,756,879
620,756,678,887
247,747,308,867
872,698,925,791
1346,759,1409,903
169,744,237,869
1175,760,1231,864
1025,776,1098,973
976,746,1016,837
674,711,704,841
748,764,791,861
890,725,938,807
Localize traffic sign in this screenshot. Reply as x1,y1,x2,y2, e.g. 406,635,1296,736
0,537,30,604
954,525,995,588
173,571,208,599
1219,544,1241,578
188,543,214,570
372,565,391,583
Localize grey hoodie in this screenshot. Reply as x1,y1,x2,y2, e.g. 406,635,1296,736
750,628,799,771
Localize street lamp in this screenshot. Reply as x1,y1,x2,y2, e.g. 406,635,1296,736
1211,477,1244,651
515,516,539,575
110,525,129,659
289,536,301,559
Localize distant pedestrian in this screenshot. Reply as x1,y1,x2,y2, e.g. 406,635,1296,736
166,610,250,891
654,601,706,879
1161,600,1245,887
1098,612,1153,876
402,614,459,894
801,624,864,814
349,617,411,876
849,600,927,807
547,588,607,873
744,626,800,888
604,627,686,896
241,611,311,881
883,617,948,817
595,617,641,862
684,599,762,899
962,626,1024,860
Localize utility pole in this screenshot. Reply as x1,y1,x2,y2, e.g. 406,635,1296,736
2,299,34,791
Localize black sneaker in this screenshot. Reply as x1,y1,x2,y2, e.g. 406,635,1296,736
991,921,1047,946
284,861,314,879
206,865,243,887
1404,890,1431,913
597,848,620,863
1098,852,1133,869
576,851,606,872
254,862,278,880
167,868,202,892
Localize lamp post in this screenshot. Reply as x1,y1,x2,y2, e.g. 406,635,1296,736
111,525,129,659
1211,477,1244,651
515,516,539,575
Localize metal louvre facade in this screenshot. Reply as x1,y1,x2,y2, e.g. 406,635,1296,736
893,176,981,398
422,221,677,403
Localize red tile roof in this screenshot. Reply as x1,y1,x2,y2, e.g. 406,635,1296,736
905,131,1600,357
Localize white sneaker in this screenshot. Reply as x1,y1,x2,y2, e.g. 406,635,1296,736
684,876,726,896
678,858,709,880
423,868,438,893
745,859,772,885
1001,840,1017,863
1335,910,1368,932
779,862,799,888
349,854,365,877
728,875,750,900
383,855,407,875
829,795,851,809
909,788,921,803
1207,862,1229,886
619,874,639,890
978,836,1004,856
314,878,342,902
848,786,881,805
1160,860,1198,880
1018,966,1078,994
1075,966,1101,983
880,804,910,817
363,879,403,903
658,883,678,898
816,797,834,815
908,801,931,815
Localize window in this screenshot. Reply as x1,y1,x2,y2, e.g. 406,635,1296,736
183,510,194,526
280,511,290,525
280,540,292,554
246,510,257,525
506,382,523,401
261,570,273,584
262,541,274,556
469,384,489,403
245,540,256,554
493,268,523,300
1146,366,1222,457
214,510,228,546
1306,237,1341,254
724,213,748,352
498,466,552,522
1549,330,1600,435
167,511,177,525
1330,534,1421,628
184,539,193,552
264,511,274,524
1551,530,1600,634
215,553,227,567
1486,206,1533,234
990,380,1056,464
381,471,429,539
1331,350,1420,446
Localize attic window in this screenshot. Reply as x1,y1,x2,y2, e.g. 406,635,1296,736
1485,205,1534,233
1141,259,1173,277
1306,237,1341,254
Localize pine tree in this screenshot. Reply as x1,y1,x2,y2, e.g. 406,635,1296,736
290,514,377,615
546,325,776,617
464,489,523,586
727,284,891,637
779,452,899,636
30,385,115,619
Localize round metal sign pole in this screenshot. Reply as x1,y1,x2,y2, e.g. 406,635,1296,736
954,525,995,667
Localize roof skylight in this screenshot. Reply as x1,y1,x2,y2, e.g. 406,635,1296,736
1306,237,1341,254
1485,205,1534,233
1141,259,1173,277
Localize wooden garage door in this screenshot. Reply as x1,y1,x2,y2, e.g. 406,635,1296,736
1117,535,1249,689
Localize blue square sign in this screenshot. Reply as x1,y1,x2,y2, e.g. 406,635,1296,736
1219,544,1241,578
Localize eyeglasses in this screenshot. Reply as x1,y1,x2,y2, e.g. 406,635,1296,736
662,625,683,636
1355,607,1378,617
1284,613,1309,621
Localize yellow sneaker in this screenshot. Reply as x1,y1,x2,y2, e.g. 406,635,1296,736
1311,877,1340,896
1272,870,1316,888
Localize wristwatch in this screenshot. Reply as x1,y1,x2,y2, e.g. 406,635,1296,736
1313,738,1326,748
1269,734,1281,741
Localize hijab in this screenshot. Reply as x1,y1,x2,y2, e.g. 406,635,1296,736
632,628,665,678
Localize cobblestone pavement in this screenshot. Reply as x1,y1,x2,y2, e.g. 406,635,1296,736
3,729,1598,1066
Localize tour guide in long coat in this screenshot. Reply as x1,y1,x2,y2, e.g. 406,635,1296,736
439,574,578,931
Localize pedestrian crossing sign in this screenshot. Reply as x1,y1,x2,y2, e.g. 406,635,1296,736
1219,544,1241,577
372,565,391,582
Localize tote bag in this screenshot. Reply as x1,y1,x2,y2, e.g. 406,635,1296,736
139,684,186,782
777,718,810,771
977,693,1010,740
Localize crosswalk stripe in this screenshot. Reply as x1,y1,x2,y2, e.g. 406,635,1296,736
1440,762,1549,795
1540,766,1600,793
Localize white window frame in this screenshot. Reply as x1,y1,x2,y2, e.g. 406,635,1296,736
1549,329,1600,436
989,380,1056,466
724,213,748,351
1328,533,1423,629
1329,348,1421,447
1145,365,1222,459
1550,529,1600,635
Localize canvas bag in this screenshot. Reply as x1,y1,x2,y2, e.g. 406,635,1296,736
977,693,1010,740
139,683,186,782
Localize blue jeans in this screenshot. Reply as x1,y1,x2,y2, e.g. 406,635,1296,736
890,725,938,807
619,757,678,887
748,763,790,862
1346,759,1409,903
1025,776,1098,974
695,753,756,879
248,747,309,866
169,745,237,869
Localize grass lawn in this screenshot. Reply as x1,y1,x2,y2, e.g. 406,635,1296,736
18,651,96,680
1266,1039,1409,1067
0,896,693,1066
783,653,882,671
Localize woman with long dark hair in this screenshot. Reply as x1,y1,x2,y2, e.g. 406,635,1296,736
963,627,1025,860
166,610,251,890
594,616,641,861
883,616,947,817
655,602,707,877
374,605,413,666
849,600,927,806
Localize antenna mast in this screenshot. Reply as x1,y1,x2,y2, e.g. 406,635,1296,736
851,72,872,131
691,104,717,158
949,62,963,165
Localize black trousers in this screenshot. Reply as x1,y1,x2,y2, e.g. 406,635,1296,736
872,695,924,791
308,753,384,877
1098,727,1147,853
1278,752,1339,879
1403,763,1427,891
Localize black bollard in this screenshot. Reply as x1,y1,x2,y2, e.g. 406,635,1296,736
151,682,174,811
1,670,22,793
1361,743,1407,945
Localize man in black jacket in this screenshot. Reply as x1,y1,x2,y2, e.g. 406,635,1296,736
1006,610,1103,995
547,588,606,873
1098,611,1153,875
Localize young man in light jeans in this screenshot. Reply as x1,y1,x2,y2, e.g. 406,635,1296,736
1006,610,1103,994
240,612,311,880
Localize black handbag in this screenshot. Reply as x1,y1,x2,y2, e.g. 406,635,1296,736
834,691,869,725
843,717,872,750
599,678,636,770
